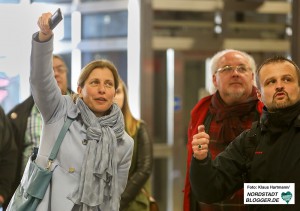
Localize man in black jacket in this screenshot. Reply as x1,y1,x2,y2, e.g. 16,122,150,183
5,55,73,208
0,105,17,209
190,56,300,211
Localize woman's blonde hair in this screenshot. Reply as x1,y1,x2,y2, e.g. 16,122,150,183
118,79,140,137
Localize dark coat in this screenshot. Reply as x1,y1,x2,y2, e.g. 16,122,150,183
7,95,34,196
190,115,300,211
0,106,17,206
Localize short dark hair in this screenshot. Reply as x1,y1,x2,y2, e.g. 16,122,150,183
255,56,300,90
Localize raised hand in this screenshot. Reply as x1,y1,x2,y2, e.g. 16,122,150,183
37,12,53,42
191,125,210,160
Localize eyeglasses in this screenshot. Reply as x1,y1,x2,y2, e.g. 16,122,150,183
216,65,251,74
53,67,67,74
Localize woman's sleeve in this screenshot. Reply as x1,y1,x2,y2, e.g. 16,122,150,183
30,33,64,123
120,122,153,209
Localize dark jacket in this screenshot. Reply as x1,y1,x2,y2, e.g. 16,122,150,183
190,114,300,211
120,121,153,211
0,106,17,206
7,95,34,197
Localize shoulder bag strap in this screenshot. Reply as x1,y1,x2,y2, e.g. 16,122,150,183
46,117,74,169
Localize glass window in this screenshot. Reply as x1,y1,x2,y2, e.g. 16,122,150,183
81,0,121,2
63,15,71,41
82,51,127,83
82,11,128,39
0,0,19,3
31,0,71,4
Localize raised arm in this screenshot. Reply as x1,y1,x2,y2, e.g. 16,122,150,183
30,12,65,123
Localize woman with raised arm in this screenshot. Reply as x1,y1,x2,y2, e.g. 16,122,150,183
8,11,133,211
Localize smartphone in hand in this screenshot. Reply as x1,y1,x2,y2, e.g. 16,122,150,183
49,8,63,30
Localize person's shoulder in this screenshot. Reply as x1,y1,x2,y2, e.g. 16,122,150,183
236,121,259,139
235,121,260,160
192,95,213,111
117,132,134,155
8,95,34,112
64,95,80,119
138,119,148,128
197,94,213,104
121,132,134,147
7,96,34,119
190,95,212,120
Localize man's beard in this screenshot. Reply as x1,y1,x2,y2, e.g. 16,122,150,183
268,97,292,112
225,88,245,100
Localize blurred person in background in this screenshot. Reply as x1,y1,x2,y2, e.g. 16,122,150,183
0,105,17,209
114,79,153,211
183,49,264,211
6,55,73,208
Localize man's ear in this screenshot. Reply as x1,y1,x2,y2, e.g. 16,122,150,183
212,74,217,88
256,89,262,101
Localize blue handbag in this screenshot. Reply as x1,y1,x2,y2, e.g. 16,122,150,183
6,117,73,211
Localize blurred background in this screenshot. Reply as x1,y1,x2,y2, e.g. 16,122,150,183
0,0,299,210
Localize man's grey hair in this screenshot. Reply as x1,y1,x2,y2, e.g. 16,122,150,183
209,49,256,93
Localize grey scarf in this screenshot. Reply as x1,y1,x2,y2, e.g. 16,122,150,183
68,98,124,211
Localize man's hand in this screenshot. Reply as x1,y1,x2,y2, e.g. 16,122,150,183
191,125,210,160
37,12,53,41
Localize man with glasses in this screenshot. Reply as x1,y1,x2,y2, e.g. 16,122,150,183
183,49,264,211
4,55,73,209
190,56,300,211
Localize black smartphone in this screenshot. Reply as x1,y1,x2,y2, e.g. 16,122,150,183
49,8,63,30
